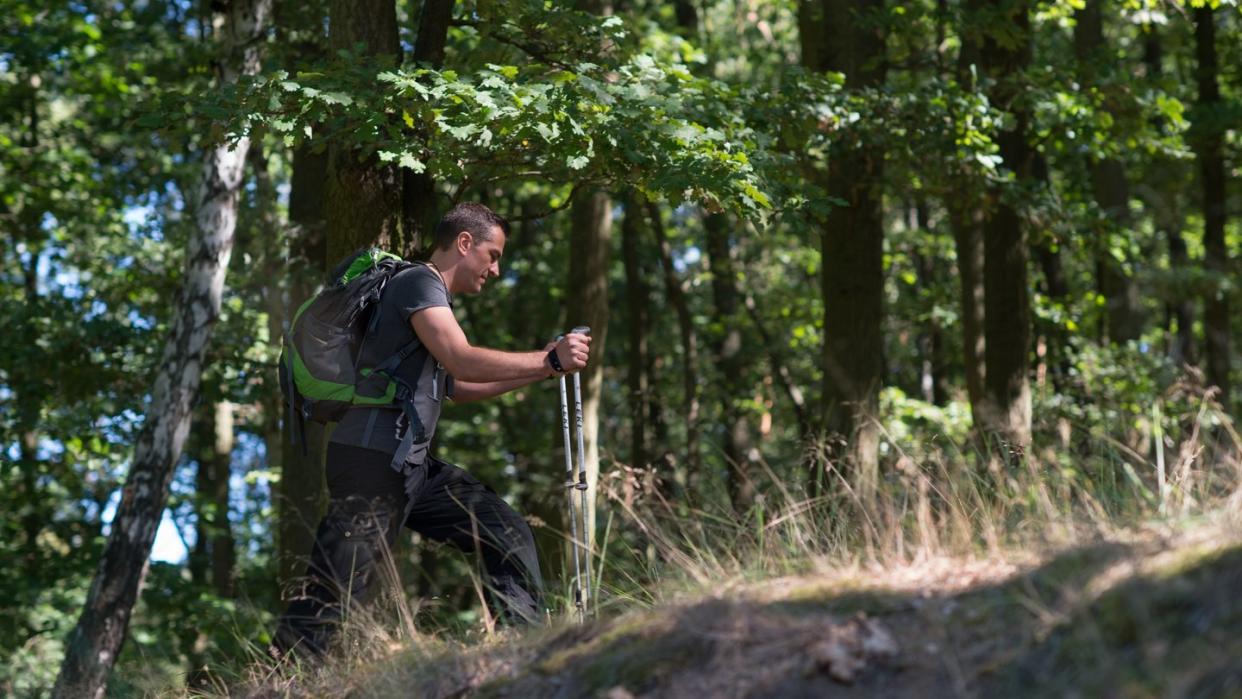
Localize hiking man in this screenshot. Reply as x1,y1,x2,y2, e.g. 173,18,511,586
274,202,591,657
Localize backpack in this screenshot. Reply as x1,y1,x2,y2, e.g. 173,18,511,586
279,248,431,470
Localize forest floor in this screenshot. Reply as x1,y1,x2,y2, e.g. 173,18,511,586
253,510,1242,699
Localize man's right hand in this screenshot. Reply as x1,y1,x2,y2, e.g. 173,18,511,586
553,332,591,373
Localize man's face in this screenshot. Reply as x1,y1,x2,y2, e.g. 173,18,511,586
461,225,505,294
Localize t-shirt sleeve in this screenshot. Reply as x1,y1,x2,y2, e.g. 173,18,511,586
386,265,451,321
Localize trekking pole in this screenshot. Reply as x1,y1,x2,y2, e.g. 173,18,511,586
557,358,585,621
569,326,593,617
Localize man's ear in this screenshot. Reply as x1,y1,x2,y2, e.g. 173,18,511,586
456,231,473,254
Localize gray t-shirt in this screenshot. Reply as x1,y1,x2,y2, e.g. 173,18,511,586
329,263,454,465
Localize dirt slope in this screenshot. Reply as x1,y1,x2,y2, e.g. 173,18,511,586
343,526,1242,699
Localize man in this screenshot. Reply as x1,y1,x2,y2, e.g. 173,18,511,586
274,202,591,657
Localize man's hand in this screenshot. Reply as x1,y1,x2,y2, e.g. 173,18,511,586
551,332,591,373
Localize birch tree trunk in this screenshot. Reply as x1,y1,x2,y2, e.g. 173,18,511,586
52,3,270,696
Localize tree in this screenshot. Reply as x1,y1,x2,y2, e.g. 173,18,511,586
621,191,651,473
1193,4,1231,411
403,0,455,250
704,211,757,512
964,0,1034,451
52,2,271,696
324,0,406,265
799,0,887,494
565,187,612,565
1074,0,1143,344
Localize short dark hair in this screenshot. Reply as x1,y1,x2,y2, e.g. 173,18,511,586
434,202,510,251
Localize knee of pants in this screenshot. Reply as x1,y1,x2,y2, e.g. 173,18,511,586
310,502,398,596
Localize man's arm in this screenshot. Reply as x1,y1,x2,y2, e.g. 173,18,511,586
410,306,589,382
451,376,543,404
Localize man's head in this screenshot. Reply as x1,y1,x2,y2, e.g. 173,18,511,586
431,202,510,294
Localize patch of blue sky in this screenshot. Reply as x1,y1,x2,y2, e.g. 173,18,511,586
85,298,109,321
95,409,143,444
127,308,156,330
99,490,188,564
123,203,154,234
673,245,700,273
37,436,66,462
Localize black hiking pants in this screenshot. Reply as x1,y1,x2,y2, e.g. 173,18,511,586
273,443,543,657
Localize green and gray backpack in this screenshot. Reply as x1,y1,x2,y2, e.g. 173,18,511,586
279,248,431,468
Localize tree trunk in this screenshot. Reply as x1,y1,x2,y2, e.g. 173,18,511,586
744,294,811,444
910,203,948,406
949,204,986,417
949,11,986,420
206,401,236,597
1140,24,1196,367
1075,0,1143,344
52,3,270,696
565,189,611,571
277,146,330,594
801,0,887,496
621,191,649,472
325,0,405,266
186,398,235,687
1194,5,1231,408
648,200,702,485
704,211,756,512
960,0,1034,452
401,0,454,257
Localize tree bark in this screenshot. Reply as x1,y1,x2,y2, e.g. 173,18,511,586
621,191,649,472
1139,24,1196,367
949,9,986,419
52,3,270,696
565,189,611,565
1075,0,1143,344
277,144,329,596
949,204,986,418
704,211,756,512
648,200,702,484
401,0,454,256
801,0,886,496
910,203,949,406
961,0,1034,451
325,0,405,266
1194,5,1231,408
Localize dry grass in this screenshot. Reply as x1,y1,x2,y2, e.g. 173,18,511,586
188,395,1242,697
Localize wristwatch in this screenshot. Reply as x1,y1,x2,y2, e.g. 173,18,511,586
547,347,566,373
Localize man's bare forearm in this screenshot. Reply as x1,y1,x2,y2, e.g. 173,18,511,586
448,345,551,383
452,374,549,404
